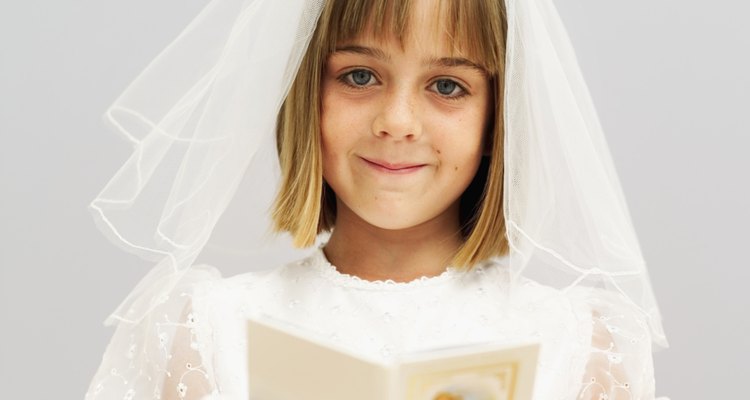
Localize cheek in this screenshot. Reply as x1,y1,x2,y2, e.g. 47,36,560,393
321,94,345,160
321,118,349,165
321,91,358,143
320,95,357,184
320,131,342,183
433,113,486,157
431,113,487,186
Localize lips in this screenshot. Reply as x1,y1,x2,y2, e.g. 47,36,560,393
360,157,427,174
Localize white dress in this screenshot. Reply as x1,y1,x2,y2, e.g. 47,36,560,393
85,249,662,400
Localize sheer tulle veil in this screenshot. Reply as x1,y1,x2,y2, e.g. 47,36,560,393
90,0,667,366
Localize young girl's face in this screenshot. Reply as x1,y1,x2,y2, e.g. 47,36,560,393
321,0,491,232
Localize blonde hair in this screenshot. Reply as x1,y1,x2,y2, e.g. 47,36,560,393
273,0,509,267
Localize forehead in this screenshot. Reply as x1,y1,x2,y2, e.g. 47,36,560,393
324,0,499,71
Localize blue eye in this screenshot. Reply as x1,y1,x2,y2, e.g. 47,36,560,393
345,69,375,86
433,79,464,97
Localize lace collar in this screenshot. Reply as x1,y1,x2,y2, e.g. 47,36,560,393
304,248,464,291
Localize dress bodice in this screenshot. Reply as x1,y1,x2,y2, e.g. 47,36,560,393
190,250,592,399
86,249,662,399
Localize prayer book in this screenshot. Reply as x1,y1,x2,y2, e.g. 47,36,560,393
247,316,539,400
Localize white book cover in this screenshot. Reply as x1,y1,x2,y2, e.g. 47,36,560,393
247,316,539,400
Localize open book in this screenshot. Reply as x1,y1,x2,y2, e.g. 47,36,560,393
247,316,539,400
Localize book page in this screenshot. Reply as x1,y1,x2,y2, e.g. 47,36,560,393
247,317,394,400
247,317,538,400
398,342,539,400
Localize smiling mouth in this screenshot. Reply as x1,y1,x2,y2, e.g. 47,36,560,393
360,157,427,174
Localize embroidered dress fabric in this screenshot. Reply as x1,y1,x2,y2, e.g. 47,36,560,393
85,0,669,399
87,250,664,399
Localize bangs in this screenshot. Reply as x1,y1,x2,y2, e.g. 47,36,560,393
321,0,505,73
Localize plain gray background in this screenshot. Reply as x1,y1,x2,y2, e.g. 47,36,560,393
1,0,748,398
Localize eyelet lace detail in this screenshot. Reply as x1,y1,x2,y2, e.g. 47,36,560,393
304,248,464,291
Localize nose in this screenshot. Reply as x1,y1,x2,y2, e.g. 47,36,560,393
371,86,422,141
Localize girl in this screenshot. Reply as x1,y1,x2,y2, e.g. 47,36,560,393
86,0,668,399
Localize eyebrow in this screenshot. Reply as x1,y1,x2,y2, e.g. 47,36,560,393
335,45,390,62
334,45,487,74
428,57,486,74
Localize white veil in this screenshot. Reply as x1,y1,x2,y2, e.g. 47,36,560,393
90,0,325,326
87,0,667,397
503,0,667,347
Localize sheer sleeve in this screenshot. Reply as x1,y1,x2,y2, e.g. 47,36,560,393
160,299,216,399
85,265,222,400
573,289,667,400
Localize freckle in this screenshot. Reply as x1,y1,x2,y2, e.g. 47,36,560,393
454,166,458,171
